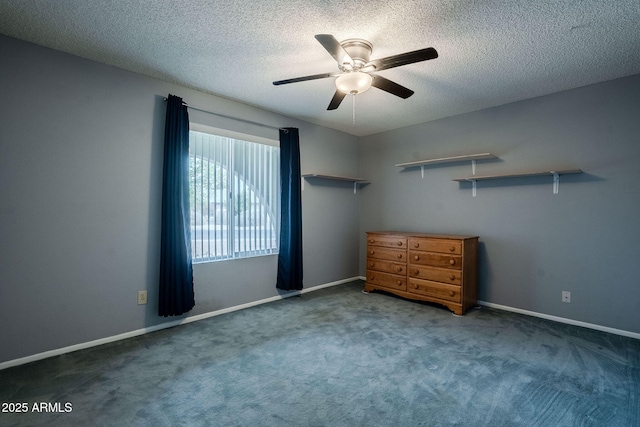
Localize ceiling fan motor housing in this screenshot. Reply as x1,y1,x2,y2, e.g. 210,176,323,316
340,39,372,71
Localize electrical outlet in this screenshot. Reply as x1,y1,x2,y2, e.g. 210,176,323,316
562,291,571,303
137,290,148,305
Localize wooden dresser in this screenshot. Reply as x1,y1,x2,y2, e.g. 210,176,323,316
364,231,479,315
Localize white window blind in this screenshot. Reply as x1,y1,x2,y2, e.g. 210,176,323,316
189,130,280,262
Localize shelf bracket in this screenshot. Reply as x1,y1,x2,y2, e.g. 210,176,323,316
552,172,559,194
470,160,478,197
354,182,357,194
420,165,424,179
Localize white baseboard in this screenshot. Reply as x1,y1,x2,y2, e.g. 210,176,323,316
358,277,639,340
6,278,634,371
0,277,360,371
477,300,640,340
184,276,361,323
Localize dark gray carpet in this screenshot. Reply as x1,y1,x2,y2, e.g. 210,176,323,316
1,281,638,426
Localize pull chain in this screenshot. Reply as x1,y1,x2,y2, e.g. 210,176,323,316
352,92,356,125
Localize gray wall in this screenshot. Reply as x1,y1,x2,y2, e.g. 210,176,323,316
2,33,638,365
358,74,640,334
0,35,360,363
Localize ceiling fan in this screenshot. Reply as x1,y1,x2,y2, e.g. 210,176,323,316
273,34,438,111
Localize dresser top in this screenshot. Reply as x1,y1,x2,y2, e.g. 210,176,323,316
367,231,479,240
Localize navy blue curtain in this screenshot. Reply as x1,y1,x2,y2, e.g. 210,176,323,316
276,128,303,291
159,94,195,316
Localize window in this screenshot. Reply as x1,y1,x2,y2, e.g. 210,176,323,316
189,128,280,262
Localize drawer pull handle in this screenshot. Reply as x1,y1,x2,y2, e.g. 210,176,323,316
449,275,456,281
369,275,375,281
414,269,420,275
396,267,403,272
397,241,403,246
369,262,374,268
414,255,419,261
397,280,402,285
397,254,403,259
449,291,455,297
370,250,375,255
449,259,456,265
449,246,456,252
414,284,419,289
369,239,375,243
414,243,419,248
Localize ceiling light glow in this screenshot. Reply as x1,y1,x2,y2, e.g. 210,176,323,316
335,72,373,94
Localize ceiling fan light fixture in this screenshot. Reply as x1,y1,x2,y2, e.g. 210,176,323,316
335,71,372,95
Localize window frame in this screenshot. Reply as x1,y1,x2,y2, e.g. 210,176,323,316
188,124,280,263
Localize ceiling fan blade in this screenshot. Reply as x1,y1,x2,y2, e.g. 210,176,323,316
315,34,354,67
371,75,414,99
273,72,337,85
364,47,438,72
327,91,347,110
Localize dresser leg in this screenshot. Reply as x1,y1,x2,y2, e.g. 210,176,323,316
448,305,464,316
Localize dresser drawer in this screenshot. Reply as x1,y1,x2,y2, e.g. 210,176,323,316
367,246,407,262
367,234,407,249
367,259,406,275
409,266,461,285
408,278,461,303
409,238,461,255
366,270,407,291
410,251,462,270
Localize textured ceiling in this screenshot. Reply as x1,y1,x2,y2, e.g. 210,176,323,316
1,0,639,136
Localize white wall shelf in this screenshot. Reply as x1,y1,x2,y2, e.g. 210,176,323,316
302,173,369,194
453,169,583,196
395,153,497,168
396,153,497,178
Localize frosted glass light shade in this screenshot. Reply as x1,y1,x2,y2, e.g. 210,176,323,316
335,72,373,94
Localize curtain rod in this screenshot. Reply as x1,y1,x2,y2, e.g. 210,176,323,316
163,97,283,131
